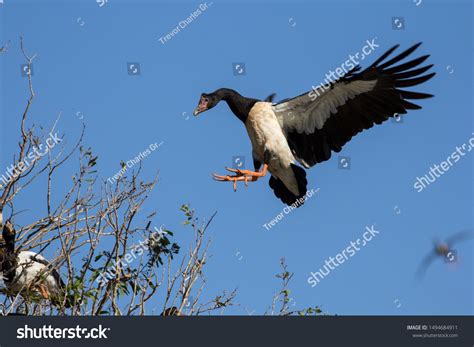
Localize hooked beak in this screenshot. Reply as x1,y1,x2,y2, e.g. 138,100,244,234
194,96,209,116
193,105,207,116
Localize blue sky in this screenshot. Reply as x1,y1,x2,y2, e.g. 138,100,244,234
1,0,472,315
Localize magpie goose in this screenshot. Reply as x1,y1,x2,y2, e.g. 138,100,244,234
0,220,70,307
193,43,435,206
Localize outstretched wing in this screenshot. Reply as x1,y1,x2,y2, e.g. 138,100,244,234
415,250,438,278
273,43,435,168
445,229,474,247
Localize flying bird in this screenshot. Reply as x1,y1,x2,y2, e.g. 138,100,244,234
193,43,435,206
416,229,473,277
0,220,71,307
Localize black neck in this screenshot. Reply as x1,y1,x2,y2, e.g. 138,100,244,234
213,88,259,123
3,236,15,253
5,240,15,253
2,223,16,253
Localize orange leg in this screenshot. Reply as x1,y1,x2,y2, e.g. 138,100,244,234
38,284,50,300
223,165,268,178
213,164,268,191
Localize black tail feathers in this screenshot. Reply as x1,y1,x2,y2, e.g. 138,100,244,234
269,164,308,207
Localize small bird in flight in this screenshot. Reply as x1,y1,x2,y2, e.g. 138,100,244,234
194,43,435,206
416,229,473,278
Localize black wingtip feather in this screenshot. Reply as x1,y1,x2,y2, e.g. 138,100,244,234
392,64,434,79
395,72,436,88
369,44,400,68
399,90,435,99
378,42,423,69
400,99,422,110
385,55,430,74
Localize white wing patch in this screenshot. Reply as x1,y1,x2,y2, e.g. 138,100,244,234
274,80,377,134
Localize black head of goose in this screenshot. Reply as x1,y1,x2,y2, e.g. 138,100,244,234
2,220,15,252
193,43,435,207
193,88,261,123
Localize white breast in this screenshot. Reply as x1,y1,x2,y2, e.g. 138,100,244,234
245,102,300,195
5,251,61,295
